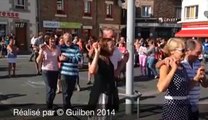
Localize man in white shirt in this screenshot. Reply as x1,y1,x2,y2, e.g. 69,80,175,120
29,34,38,62
102,27,129,78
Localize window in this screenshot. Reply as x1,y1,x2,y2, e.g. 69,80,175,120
141,6,152,17
106,3,113,18
57,0,65,14
84,0,91,16
185,5,198,20
15,0,25,9
175,7,181,18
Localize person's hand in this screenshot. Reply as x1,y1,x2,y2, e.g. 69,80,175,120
169,57,178,70
93,42,100,55
16,47,19,52
163,57,175,66
33,47,38,51
194,66,206,82
39,44,47,50
123,50,129,62
59,54,68,61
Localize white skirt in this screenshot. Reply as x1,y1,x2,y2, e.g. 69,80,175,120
7,58,16,63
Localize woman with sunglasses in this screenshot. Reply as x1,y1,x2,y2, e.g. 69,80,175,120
36,35,61,109
157,38,190,120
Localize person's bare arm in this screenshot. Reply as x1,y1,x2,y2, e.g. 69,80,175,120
155,60,165,69
89,43,100,74
7,45,13,52
157,60,177,92
85,44,90,52
36,50,44,63
189,67,208,89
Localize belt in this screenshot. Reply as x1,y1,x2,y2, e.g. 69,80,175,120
165,96,188,100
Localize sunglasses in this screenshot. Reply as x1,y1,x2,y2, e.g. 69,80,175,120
175,48,186,53
50,40,56,42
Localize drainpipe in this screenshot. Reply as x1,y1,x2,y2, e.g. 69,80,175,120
37,0,40,33
95,0,99,37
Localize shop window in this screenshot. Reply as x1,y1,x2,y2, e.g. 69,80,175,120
106,3,113,18
141,5,152,17
57,0,65,14
83,0,91,16
0,24,6,38
185,5,198,20
15,0,25,9
175,7,181,19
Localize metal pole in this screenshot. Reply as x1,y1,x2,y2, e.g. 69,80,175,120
125,0,135,114
37,0,40,33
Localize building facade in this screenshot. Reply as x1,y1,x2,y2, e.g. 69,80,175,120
120,0,182,39
175,0,208,38
0,0,37,51
38,0,122,40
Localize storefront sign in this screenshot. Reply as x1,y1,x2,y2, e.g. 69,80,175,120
43,21,60,28
158,17,179,23
0,11,19,18
43,21,82,29
60,22,82,29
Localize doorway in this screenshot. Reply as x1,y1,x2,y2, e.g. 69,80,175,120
141,28,150,40
15,22,27,51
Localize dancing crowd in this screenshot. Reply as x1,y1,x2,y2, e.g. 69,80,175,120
1,27,208,119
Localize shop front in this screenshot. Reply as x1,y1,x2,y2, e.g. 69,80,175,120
0,11,29,51
175,22,208,38
133,17,181,39
0,22,7,38
42,20,82,36
0,11,20,39
82,25,93,41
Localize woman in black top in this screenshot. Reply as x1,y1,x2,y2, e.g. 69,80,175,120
88,38,119,111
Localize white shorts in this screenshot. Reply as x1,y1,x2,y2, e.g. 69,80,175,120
7,58,16,63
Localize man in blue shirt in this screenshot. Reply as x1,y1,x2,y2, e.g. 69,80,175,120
59,33,82,110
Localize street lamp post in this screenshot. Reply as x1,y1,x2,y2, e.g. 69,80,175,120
125,0,135,114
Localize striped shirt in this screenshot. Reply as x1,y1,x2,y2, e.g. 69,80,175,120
60,44,82,76
181,59,201,112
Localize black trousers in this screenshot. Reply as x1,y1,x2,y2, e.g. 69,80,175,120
190,110,199,120
42,70,59,109
61,75,76,110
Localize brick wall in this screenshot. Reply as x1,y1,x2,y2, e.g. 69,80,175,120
38,0,121,37
154,0,181,18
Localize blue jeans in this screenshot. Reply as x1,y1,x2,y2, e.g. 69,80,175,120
147,56,158,77
61,75,77,110
42,70,59,109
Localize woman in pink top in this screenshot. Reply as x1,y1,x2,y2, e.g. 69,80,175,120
118,42,126,54
138,41,148,76
36,35,61,109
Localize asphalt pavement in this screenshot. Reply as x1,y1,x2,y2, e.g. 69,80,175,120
0,55,208,120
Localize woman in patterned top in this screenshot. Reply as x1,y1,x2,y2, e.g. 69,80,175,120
157,38,190,120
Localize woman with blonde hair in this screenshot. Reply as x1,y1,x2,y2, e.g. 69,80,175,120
157,38,190,119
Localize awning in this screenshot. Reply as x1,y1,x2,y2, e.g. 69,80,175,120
175,29,208,37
